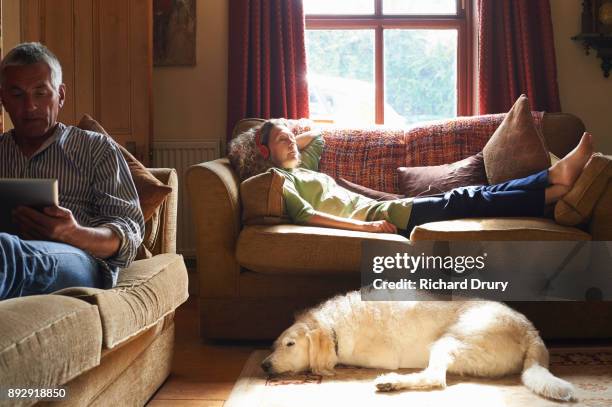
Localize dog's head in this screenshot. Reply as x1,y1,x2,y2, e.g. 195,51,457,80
261,322,338,376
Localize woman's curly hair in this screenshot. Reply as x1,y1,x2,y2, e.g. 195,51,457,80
228,118,288,181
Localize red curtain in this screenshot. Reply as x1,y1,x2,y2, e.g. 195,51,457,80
477,0,561,114
227,0,310,141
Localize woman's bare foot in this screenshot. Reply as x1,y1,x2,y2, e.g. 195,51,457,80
548,132,593,188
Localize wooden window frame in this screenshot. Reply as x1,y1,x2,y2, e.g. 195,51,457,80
305,0,474,124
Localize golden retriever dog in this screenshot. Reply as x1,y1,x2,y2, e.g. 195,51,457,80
261,291,574,401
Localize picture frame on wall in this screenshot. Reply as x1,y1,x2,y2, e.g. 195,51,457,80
581,0,612,34
154,0,197,66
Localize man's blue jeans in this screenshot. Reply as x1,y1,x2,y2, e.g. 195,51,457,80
0,233,103,300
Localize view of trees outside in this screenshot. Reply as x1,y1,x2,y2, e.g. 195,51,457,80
384,29,457,124
305,29,457,125
304,0,459,126
305,30,376,125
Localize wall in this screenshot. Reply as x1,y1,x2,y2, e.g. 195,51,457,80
1,0,229,148
153,0,228,149
1,0,20,129
551,0,612,154
151,0,612,153
3,1,607,154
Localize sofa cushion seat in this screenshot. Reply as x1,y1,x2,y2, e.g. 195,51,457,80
410,218,592,241
237,224,408,275
0,295,102,388
54,254,188,349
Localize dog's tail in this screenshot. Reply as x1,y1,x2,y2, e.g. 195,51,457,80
521,331,574,401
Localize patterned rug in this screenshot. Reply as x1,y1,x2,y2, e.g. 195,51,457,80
225,348,612,407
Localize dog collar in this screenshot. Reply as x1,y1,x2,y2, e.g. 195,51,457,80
331,327,339,356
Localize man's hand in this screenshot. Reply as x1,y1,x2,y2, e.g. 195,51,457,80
12,205,122,259
12,205,79,242
362,220,398,234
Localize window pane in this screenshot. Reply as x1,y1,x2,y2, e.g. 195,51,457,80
305,30,375,125
384,30,457,125
303,0,374,15
383,0,456,15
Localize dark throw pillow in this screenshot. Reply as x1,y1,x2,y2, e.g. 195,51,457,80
397,152,487,197
336,178,404,201
77,114,172,222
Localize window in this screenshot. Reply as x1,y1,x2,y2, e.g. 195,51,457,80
304,0,473,126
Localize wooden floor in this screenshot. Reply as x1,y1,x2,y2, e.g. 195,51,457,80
148,297,270,406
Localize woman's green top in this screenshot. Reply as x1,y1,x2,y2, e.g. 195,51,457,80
272,135,413,230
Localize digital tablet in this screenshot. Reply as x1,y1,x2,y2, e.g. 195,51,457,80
0,178,59,233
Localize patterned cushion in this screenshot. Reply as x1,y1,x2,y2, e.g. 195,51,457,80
319,127,407,193
483,95,550,184
319,113,544,194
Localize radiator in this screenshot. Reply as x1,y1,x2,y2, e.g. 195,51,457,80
152,140,220,258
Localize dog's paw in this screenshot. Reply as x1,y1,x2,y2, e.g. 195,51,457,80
374,373,402,392
312,368,335,377
543,378,576,402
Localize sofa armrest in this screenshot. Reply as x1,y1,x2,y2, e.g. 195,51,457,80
147,168,178,255
589,179,612,240
186,158,241,297
0,295,102,389
53,254,188,349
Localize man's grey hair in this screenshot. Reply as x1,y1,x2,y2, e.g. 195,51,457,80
0,42,63,90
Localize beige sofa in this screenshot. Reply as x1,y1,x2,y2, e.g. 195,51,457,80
187,114,612,341
0,168,188,407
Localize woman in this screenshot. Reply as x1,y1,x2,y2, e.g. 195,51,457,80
229,119,593,237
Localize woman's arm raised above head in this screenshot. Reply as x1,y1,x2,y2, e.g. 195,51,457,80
296,130,321,150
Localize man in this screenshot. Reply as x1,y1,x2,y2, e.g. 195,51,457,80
0,42,144,299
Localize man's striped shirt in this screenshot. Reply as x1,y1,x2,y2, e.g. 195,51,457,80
0,123,145,287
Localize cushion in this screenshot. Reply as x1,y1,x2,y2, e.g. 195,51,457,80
77,115,172,222
240,170,289,225
236,224,407,275
0,295,102,388
410,218,591,241
397,152,487,197
589,179,612,240
483,95,550,185
54,254,188,349
336,178,404,201
542,113,586,158
549,152,560,165
318,113,544,194
555,154,612,226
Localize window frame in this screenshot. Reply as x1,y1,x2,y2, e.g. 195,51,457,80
305,0,474,124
